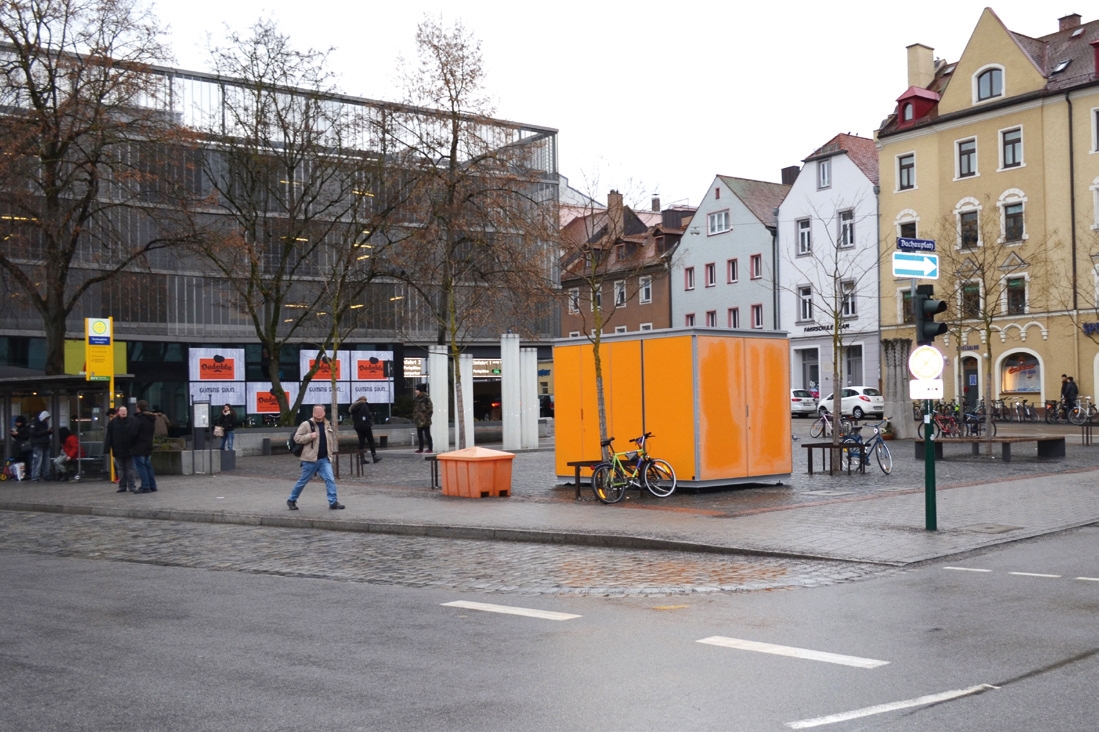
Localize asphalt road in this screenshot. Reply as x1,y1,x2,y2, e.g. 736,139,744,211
3,518,1097,731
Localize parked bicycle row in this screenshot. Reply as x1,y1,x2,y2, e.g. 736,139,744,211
911,397,1098,425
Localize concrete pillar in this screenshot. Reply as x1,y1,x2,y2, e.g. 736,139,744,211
501,333,521,450
883,338,914,439
428,346,449,453
520,347,539,449
458,354,474,448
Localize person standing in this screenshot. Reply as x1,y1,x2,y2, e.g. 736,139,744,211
28,410,53,482
216,405,237,451
286,404,344,511
412,384,433,454
350,395,382,464
1064,376,1080,416
104,406,137,493
151,405,171,438
9,415,31,480
131,400,158,493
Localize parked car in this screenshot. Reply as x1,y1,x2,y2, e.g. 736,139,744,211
790,389,818,417
817,386,884,420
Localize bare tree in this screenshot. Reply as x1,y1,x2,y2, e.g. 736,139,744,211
193,19,403,424
385,16,558,447
0,0,180,374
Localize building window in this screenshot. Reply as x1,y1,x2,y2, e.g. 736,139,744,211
898,153,915,190
902,102,914,121
751,304,764,329
957,138,977,178
818,159,831,189
685,313,695,327
639,322,653,331
750,254,762,279
839,210,855,248
614,279,626,307
707,210,730,235
684,267,695,290
902,290,914,324
959,210,980,249
1004,202,1024,242
845,345,864,386
728,308,740,328
569,331,581,338
962,282,981,319
841,281,856,317
639,275,652,304
899,221,917,239
727,258,739,283
704,262,716,287
1001,128,1022,169
977,67,1003,101
798,286,813,321
1094,108,1099,152
797,219,812,255
614,325,628,334
705,311,717,327
567,288,579,314
1006,276,1026,315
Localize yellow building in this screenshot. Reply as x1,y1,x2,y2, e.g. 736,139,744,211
877,10,1099,414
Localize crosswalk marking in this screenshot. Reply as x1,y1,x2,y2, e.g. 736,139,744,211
786,684,998,729
696,636,888,669
441,600,580,621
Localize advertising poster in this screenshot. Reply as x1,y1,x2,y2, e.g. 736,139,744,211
247,382,296,414
189,381,247,405
301,379,351,403
299,349,350,382
189,347,245,381
1001,353,1040,393
351,380,394,403
352,350,393,381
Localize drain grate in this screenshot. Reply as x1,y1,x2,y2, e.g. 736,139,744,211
960,523,1022,534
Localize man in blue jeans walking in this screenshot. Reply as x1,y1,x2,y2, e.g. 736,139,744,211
287,404,344,510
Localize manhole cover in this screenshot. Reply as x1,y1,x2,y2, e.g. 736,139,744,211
961,523,1022,534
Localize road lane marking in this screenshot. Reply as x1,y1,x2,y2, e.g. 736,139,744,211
696,637,888,669
786,684,999,729
944,566,992,572
1008,572,1061,578
1076,577,1099,582
441,601,580,621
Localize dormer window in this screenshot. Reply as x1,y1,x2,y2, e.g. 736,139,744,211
976,67,1003,102
902,103,914,121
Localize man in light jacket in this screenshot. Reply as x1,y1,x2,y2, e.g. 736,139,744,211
286,404,344,511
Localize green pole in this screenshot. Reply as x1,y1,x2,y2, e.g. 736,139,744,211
924,398,937,531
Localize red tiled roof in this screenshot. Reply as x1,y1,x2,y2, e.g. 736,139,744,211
716,176,789,228
803,133,879,186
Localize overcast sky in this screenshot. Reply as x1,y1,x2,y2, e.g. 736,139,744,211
156,1,1071,209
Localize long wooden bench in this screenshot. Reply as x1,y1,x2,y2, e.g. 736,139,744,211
912,436,1066,462
801,441,866,475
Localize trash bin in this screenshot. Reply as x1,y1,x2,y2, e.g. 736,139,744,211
436,446,515,498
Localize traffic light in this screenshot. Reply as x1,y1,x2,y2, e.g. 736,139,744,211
914,284,947,345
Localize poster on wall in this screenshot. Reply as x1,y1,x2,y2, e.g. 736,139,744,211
1002,353,1041,393
301,379,352,403
352,350,393,381
247,382,296,414
189,348,245,382
189,381,246,405
299,349,350,382
351,380,394,403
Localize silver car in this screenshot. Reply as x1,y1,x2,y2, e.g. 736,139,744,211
818,386,885,420
790,389,818,417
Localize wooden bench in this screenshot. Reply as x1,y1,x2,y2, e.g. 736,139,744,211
912,436,1066,463
426,454,439,488
801,441,867,475
566,459,603,498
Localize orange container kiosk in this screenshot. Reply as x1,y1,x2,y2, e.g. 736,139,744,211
554,328,792,487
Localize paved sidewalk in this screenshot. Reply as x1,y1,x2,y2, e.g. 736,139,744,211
3,428,1098,567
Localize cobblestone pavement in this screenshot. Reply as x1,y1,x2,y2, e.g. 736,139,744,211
0,511,887,597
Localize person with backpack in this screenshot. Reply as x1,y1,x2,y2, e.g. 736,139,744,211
286,404,344,511
349,395,381,464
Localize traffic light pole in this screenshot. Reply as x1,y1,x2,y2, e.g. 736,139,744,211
924,398,937,531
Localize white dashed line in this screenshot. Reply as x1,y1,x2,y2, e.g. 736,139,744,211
441,600,580,621
1008,572,1061,578
697,636,888,669
1075,577,1099,582
786,684,999,729
944,566,992,572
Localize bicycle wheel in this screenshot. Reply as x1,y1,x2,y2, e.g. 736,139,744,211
0,471,7,481
839,438,859,472
1069,407,1086,426
838,417,853,436
917,421,940,440
591,464,626,504
643,459,677,497
874,440,892,475
810,416,826,439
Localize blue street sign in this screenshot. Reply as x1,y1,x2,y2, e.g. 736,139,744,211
897,237,936,252
893,251,939,279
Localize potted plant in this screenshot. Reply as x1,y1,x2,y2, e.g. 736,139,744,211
880,420,895,440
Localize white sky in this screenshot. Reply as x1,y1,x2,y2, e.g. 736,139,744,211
156,1,1072,209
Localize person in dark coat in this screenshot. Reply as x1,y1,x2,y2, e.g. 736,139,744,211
350,395,382,464
8,415,31,479
28,410,53,481
412,384,433,454
104,406,137,493
131,400,158,493
215,405,237,451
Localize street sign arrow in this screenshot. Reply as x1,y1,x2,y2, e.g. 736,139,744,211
893,251,939,279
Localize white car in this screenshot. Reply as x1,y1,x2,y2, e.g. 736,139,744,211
790,389,818,417
818,386,884,420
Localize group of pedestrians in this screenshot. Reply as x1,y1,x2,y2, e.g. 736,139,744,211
103,401,159,494
1059,374,1080,418
6,411,85,482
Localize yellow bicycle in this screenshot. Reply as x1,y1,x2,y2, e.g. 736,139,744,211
591,433,676,504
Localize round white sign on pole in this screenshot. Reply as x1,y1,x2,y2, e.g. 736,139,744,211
909,345,944,380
